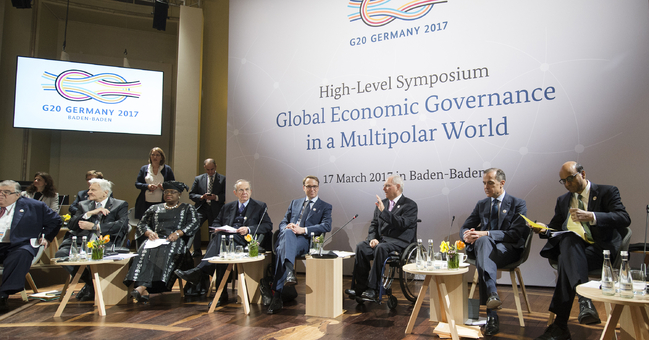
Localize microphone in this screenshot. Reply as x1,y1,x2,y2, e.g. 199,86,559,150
251,207,268,240
312,214,358,259
445,215,456,242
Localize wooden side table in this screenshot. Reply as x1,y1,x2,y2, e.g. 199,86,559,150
577,284,649,340
402,264,479,340
207,255,266,315
54,258,130,317
305,256,343,318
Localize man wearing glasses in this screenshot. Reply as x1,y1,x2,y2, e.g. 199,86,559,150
0,180,61,312
267,175,332,314
531,162,630,340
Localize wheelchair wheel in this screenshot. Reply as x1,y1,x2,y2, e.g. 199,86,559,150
387,295,398,309
399,243,423,302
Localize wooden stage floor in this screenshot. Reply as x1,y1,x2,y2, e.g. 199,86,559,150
0,274,613,340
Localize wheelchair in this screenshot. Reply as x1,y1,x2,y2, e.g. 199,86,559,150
351,241,423,309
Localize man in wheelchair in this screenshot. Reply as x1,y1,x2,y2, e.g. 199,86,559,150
346,175,418,303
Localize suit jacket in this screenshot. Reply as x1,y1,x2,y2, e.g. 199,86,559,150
279,198,332,236
189,172,226,214
8,197,62,256
540,183,630,258
21,191,59,213
367,195,418,249
211,198,272,237
460,193,529,252
67,197,129,246
134,164,175,218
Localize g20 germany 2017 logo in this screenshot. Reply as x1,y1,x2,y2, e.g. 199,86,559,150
348,0,447,27
42,69,141,104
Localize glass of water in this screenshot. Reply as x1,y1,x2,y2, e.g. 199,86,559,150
630,270,646,297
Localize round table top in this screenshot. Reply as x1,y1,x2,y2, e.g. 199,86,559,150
208,254,266,264
402,263,469,276
576,284,649,306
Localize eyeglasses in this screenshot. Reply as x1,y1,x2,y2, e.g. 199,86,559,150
163,190,179,195
559,173,580,185
305,185,319,189
0,190,18,197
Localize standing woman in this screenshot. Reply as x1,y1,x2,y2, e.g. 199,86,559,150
21,172,60,212
134,147,175,219
124,181,199,302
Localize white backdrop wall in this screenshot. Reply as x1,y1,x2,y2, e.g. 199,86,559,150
226,0,649,286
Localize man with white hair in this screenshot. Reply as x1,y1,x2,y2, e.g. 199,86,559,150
0,180,61,312
55,178,129,301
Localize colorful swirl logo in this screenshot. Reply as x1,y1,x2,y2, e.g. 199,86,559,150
348,0,447,27
41,69,141,104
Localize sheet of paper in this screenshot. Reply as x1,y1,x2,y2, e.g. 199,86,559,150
103,253,139,260
209,225,238,233
144,238,169,249
333,251,356,258
520,214,555,231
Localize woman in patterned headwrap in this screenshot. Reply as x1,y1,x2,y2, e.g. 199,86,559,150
124,181,199,302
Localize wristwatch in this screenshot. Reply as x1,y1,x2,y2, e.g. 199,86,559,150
175,231,180,237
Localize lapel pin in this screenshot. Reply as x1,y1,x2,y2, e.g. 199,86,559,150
502,210,507,214
396,205,400,209
593,196,597,201
19,209,24,213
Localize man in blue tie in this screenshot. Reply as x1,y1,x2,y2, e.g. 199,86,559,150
346,175,418,303
267,175,332,314
460,168,528,336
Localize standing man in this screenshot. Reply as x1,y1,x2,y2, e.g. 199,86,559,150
0,180,61,312
189,159,225,257
176,179,272,306
459,168,528,336
346,175,418,303
268,175,332,314
69,170,105,215
533,162,630,340
55,178,129,301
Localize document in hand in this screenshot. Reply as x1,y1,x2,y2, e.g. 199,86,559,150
144,238,170,249
209,225,238,233
520,214,555,231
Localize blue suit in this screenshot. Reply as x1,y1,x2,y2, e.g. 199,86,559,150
459,193,528,305
0,197,61,297
273,197,332,291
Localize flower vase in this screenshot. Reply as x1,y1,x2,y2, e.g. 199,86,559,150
91,247,104,260
248,244,259,257
447,252,459,269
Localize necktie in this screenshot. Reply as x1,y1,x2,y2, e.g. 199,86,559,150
388,200,395,211
296,200,311,227
207,176,213,205
566,194,594,243
96,202,102,209
239,203,245,214
0,207,6,218
489,199,499,230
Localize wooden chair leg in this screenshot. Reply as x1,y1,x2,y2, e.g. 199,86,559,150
509,270,525,327
547,312,555,326
20,289,28,302
469,270,478,299
515,268,532,313
178,278,185,298
25,273,38,293
207,269,217,298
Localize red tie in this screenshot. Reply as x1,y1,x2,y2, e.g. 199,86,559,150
0,207,6,218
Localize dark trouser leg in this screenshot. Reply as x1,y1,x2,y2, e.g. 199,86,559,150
352,241,374,293
472,236,521,305
273,229,309,291
0,245,34,297
368,242,401,291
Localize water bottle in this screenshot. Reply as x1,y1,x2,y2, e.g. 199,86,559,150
228,235,235,259
69,236,79,261
619,250,634,298
416,239,423,270
219,235,227,259
310,232,316,254
427,239,434,269
601,249,614,296
79,236,88,261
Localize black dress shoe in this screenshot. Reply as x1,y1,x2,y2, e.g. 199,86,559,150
535,323,571,340
175,268,203,285
486,292,502,309
361,289,377,301
76,284,90,301
577,298,600,324
208,291,229,308
345,289,356,299
482,314,499,336
267,292,283,314
130,289,149,303
0,296,9,313
78,284,95,302
284,269,297,286
191,251,202,258
260,278,273,306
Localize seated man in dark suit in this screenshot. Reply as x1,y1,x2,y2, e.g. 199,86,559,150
0,180,61,312
68,170,105,216
175,179,272,306
188,158,225,258
346,175,418,302
55,178,129,301
532,162,630,340
267,175,332,314
459,168,528,336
